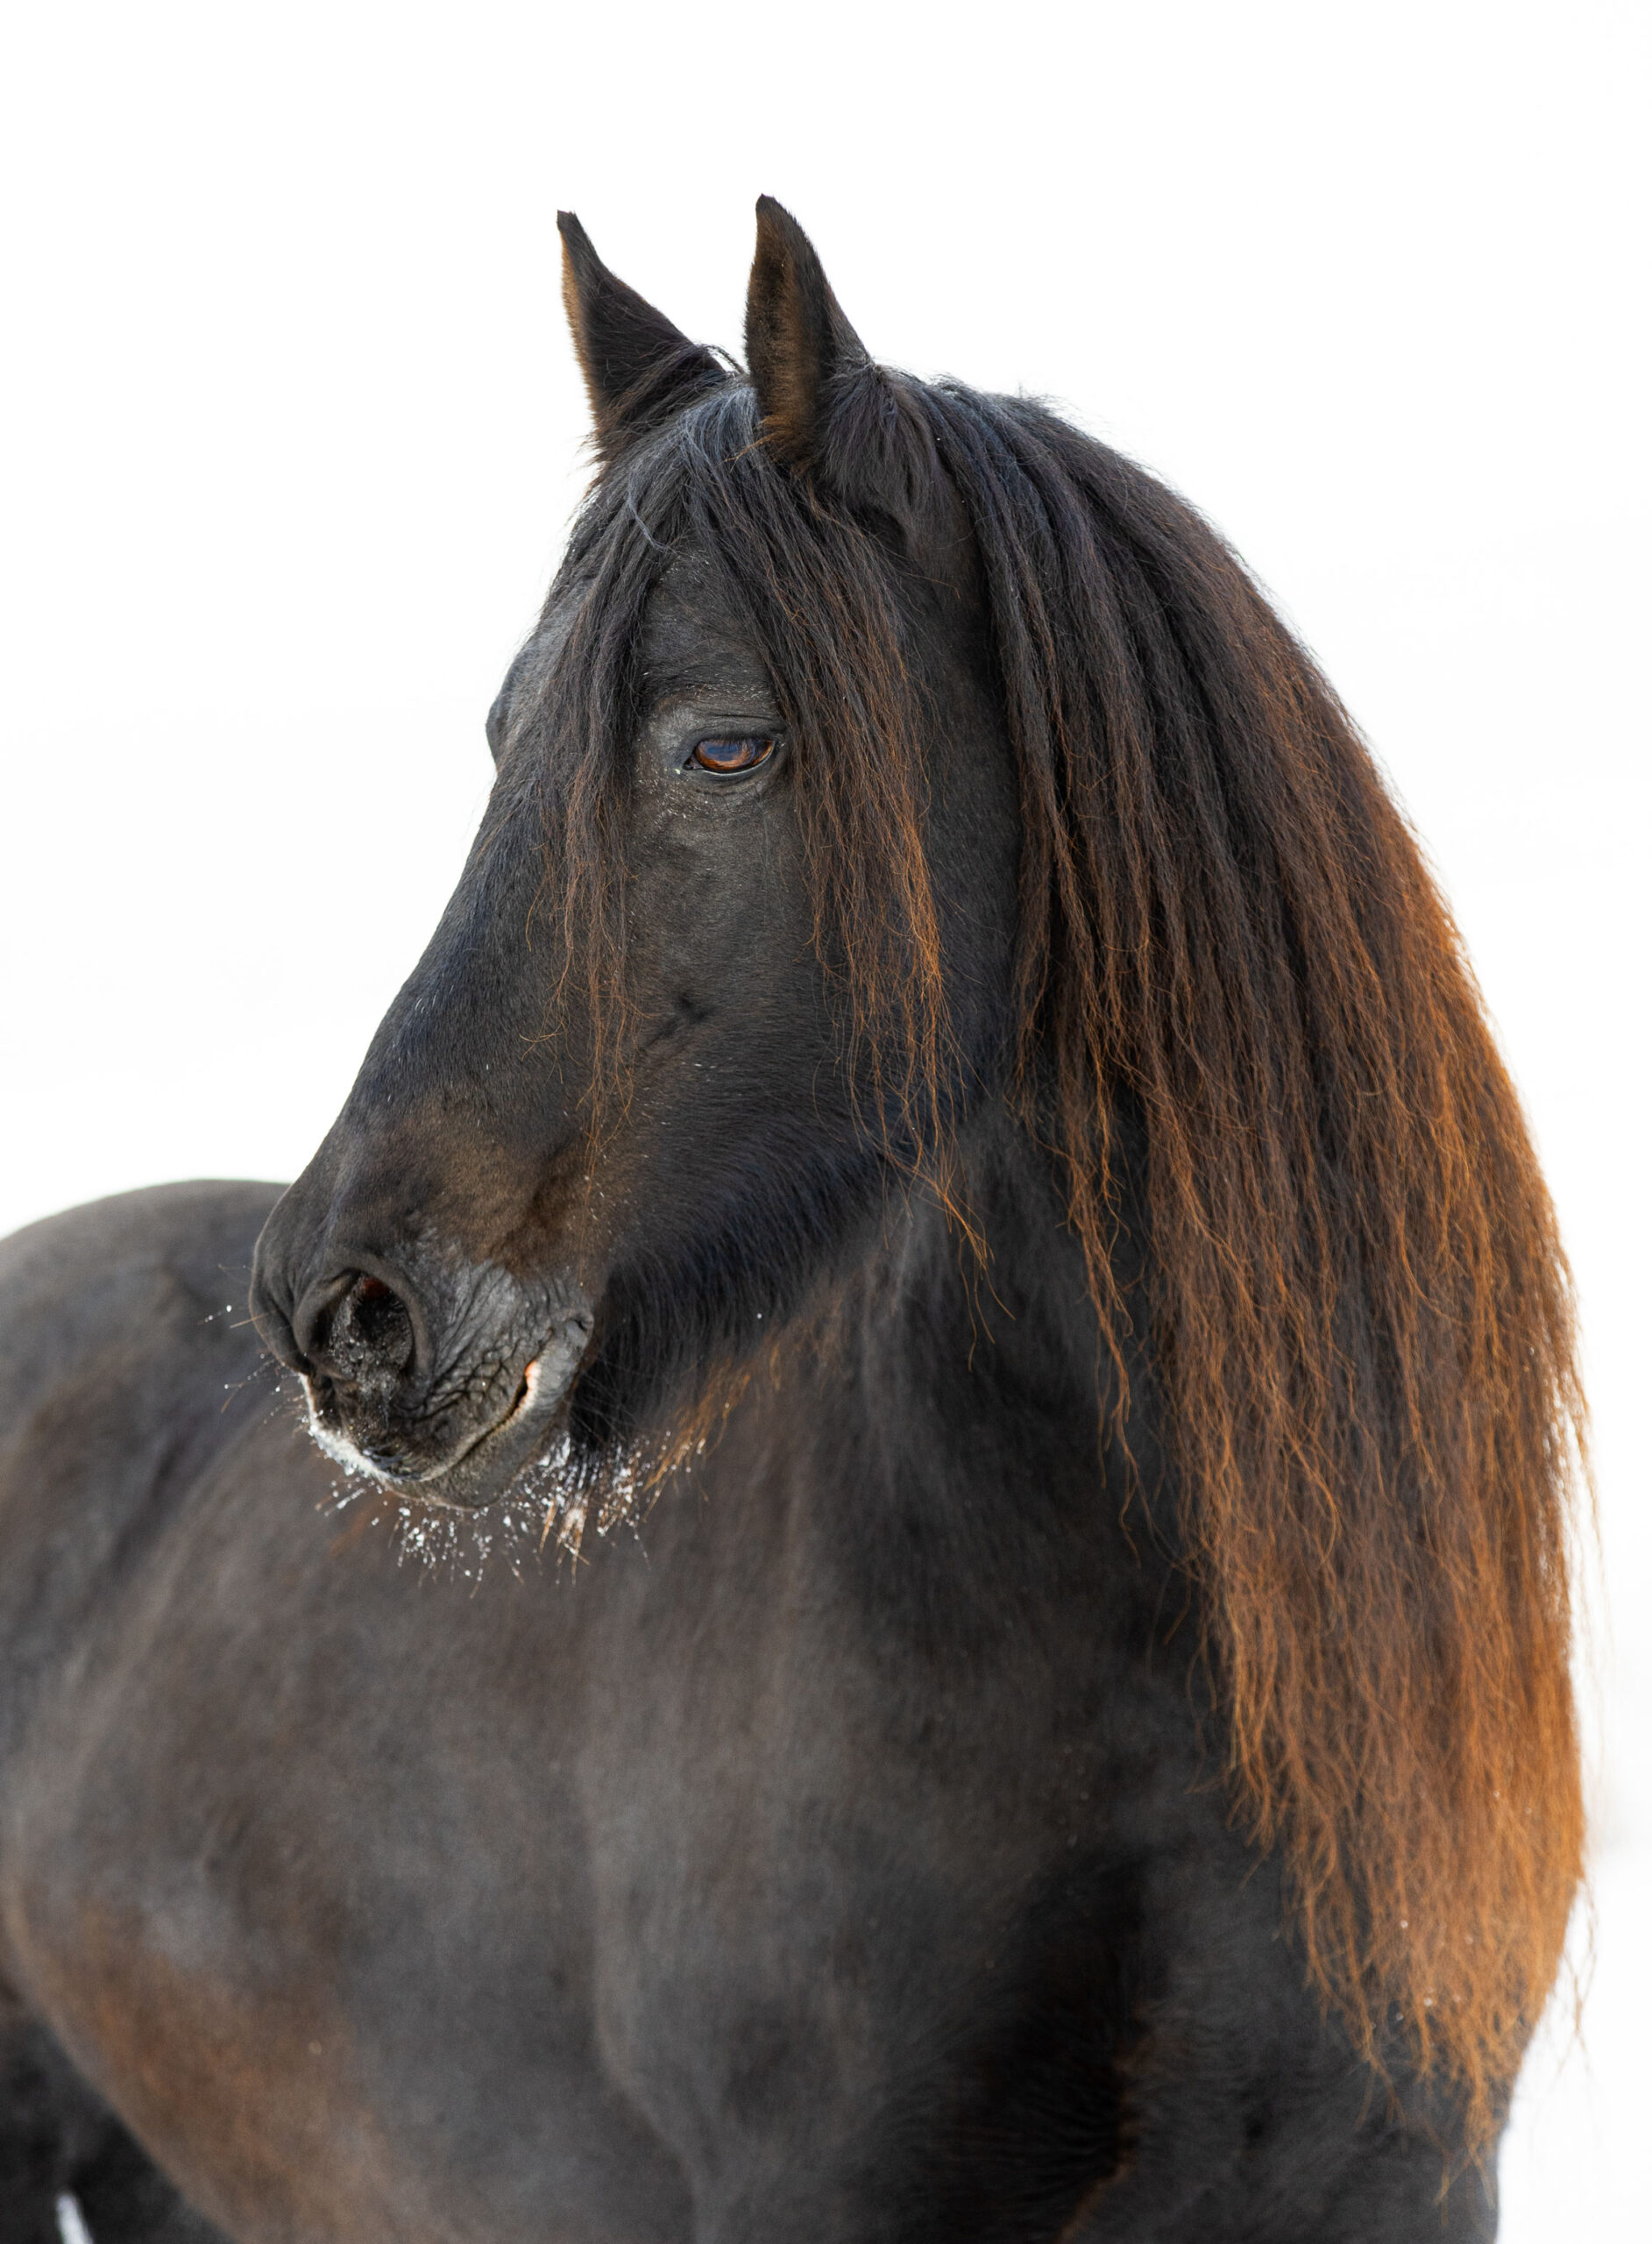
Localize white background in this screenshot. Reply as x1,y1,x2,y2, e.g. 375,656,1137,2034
2,3,1646,2232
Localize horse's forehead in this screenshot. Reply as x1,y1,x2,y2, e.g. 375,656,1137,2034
640,550,765,685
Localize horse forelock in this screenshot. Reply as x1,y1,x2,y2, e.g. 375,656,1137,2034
521,373,1585,2141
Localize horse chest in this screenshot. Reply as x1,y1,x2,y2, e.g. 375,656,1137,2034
8,1403,1178,2240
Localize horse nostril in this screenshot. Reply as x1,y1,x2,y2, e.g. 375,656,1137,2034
298,1270,418,1395
343,1283,410,1364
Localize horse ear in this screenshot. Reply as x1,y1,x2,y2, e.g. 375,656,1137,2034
744,198,948,550
745,197,873,473
557,212,727,461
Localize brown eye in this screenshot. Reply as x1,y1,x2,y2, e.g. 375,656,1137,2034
689,735,775,774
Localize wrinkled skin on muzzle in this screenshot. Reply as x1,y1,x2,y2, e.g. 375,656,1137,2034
250,539,1013,1508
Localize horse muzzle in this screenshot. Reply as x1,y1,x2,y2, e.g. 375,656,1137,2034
250,1217,593,1509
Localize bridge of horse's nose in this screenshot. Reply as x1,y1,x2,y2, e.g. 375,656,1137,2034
295,1268,422,1400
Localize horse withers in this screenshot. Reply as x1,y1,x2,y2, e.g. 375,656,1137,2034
0,201,1582,2240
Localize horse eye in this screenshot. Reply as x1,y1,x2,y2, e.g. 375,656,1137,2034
689,735,775,775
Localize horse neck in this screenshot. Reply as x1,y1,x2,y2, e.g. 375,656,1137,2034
846,1095,1138,1495
756,1092,1163,1665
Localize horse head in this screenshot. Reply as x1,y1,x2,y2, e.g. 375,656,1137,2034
250,200,1017,1508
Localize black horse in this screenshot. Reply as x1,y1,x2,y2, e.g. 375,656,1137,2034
0,202,1582,2240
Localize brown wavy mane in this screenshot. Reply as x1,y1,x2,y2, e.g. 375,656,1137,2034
533,375,1585,2140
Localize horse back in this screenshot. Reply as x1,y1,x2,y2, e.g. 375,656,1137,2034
0,1182,282,1771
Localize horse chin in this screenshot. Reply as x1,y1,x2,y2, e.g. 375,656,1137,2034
301,1311,593,1513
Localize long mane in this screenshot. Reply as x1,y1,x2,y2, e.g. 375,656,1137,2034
524,377,1585,2136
